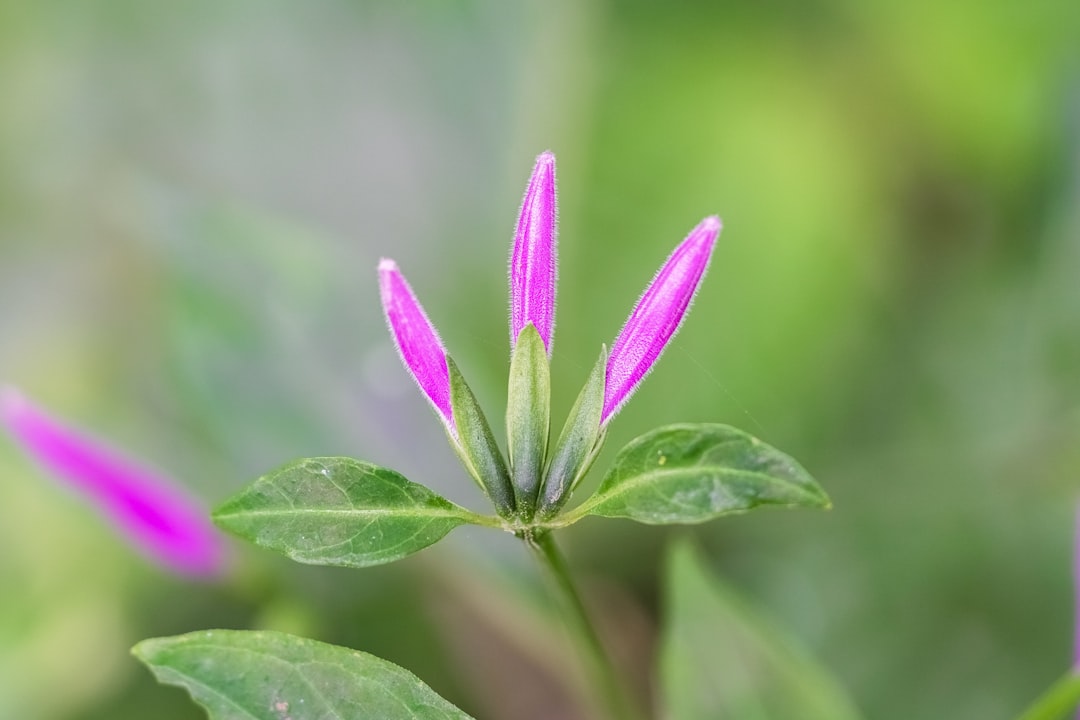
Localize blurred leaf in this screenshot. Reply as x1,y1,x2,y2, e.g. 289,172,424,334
1013,672,1080,720
570,424,828,525
661,541,862,720
133,629,473,720
214,457,490,568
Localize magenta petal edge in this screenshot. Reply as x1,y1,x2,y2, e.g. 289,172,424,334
510,151,558,354
378,258,455,435
602,215,722,425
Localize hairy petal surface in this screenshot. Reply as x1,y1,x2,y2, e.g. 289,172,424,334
379,258,454,433
603,216,721,424
510,151,558,353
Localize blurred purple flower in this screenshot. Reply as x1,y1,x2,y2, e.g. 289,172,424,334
510,150,558,353
602,215,721,425
378,258,454,435
0,387,225,577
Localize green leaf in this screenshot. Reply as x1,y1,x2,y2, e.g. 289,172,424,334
537,345,607,519
1013,672,1080,720
447,356,516,518
133,629,474,720
661,541,862,720
506,323,551,519
570,423,828,525
214,457,486,568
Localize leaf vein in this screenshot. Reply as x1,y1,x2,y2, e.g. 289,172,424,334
592,466,817,511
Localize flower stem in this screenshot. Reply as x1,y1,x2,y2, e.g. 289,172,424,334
525,530,646,720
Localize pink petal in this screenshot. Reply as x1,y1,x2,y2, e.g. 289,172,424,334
603,216,721,425
0,387,226,577
378,259,454,433
510,151,558,353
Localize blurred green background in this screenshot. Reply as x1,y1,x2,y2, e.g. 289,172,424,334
1,0,1079,718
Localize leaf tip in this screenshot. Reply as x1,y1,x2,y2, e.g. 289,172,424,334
131,636,165,664
209,502,242,534
805,483,832,510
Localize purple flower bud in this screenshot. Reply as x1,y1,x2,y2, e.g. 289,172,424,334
602,216,721,425
378,258,454,434
510,151,558,353
0,387,225,577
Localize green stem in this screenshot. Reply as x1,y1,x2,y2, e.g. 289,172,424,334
456,510,506,529
526,530,646,720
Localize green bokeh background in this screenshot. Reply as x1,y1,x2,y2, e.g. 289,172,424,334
1,1,1078,718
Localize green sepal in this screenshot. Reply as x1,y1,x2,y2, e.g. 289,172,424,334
213,457,486,568
447,356,516,518
568,423,829,525
133,630,474,719
506,323,551,520
537,344,607,519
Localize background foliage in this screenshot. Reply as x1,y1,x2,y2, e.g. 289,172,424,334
1,0,1078,718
